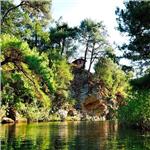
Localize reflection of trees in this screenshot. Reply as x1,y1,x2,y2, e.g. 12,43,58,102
0,121,150,150
0,123,51,150
72,121,118,150
53,121,69,150
52,121,78,150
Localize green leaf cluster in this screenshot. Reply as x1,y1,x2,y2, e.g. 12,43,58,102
1,34,73,113
94,57,130,97
118,89,150,129
116,1,150,70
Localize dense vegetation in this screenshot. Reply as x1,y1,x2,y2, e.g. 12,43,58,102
116,1,150,130
0,1,150,130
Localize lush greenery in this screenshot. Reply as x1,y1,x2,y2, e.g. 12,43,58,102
1,34,73,121
0,0,150,130
94,57,131,98
118,89,150,130
116,1,150,72
116,1,150,130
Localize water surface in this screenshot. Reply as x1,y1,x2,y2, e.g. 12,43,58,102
0,121,150,150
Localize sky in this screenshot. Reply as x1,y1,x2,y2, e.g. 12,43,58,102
52,0,126,46
52,0,130,66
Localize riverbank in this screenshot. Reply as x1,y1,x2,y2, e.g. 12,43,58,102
0,109,107,124
1,105,150,131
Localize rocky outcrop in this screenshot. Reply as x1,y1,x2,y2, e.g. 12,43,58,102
82,95,108,116
71,67,123,120
57,109,68,121
71,68,89,101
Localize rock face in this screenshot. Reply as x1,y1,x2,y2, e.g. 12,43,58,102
71,68,89,102
82,95,108,115
71,66,122,120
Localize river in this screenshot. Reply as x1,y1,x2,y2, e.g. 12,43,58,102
0,121,150,150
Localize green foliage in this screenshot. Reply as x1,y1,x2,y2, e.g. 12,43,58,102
1,1,51,50
21,1,52,20
25,50,55,92
118,89,150,129
130,73,150,89
1,67,51,108
53,59,73,91
94,57,130,97
78,19,113,71
1,34,73,117
49,21,78,56
116,1,150,69
1,1,30,36
15,102,50,121
1,1,76,121
1,34,54,92
47,49,73,98
116,1,150,129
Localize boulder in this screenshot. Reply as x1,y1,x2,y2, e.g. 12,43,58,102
67,109,77,116
57,109,68,121
1,117,14,124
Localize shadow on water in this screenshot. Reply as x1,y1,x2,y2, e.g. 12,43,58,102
0,121,150,150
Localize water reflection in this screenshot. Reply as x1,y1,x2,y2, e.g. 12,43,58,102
0,121,150,150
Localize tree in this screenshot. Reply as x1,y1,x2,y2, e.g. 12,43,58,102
1,0,51,24
118,89,150,130
1,34,73,111
94,57,130,97
49,21,78,57
1,0,51,50
1,34,52,109
116,1,150,130
116,1,150,71
78,19,113,72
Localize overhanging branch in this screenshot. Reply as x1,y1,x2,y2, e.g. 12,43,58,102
1,1,26,24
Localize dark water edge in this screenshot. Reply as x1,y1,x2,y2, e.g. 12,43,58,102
0,121,150,150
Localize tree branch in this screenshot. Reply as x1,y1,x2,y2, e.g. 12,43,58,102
1,1,26,24
1,57,11,66
1,58,38,91
15,63,37,89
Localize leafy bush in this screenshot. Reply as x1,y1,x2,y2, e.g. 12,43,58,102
16,102,50,122
94,57,131,97
118,89,150,129
1,34,73,120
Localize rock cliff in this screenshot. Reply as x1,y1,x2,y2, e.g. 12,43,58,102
71,66,124,120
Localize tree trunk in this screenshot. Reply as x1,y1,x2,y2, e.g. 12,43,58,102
35,23,38,47
88,43,95,74
83,41,88,69
61,39,65,55
1,1,25,24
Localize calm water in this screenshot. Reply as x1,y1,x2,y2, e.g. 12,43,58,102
0,121,150,150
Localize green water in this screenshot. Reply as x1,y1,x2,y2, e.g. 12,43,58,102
0,121,150,150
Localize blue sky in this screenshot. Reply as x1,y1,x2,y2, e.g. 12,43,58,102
52,0,130,66
52,0,127,46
